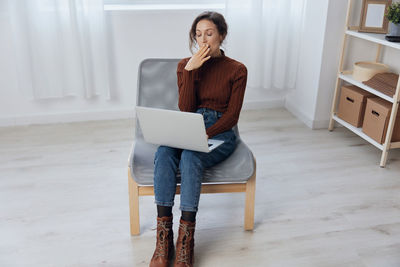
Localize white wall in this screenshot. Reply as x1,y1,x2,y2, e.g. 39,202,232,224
285,0,331,128
0,7,279,127
313,0,348,128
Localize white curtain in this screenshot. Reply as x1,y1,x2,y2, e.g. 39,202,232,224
225,0,306,91
7,0,110,99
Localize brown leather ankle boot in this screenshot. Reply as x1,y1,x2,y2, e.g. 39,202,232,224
174,219,196,267
150,216,174,267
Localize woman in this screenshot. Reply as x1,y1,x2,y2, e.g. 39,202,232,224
150,11,247,267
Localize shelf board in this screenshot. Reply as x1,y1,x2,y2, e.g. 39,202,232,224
339,72,394,103
332,115,384,150
391,142,400,149
346,30,400,50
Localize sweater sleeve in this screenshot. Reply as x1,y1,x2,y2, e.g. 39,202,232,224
206,65,248,138
177,59,198,112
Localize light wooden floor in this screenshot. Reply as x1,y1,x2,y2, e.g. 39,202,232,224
1,108,400,267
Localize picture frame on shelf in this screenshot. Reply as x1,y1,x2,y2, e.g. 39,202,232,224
359,0,392,33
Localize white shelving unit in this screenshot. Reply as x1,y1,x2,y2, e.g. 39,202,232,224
328,0,400,167
345,30,400,50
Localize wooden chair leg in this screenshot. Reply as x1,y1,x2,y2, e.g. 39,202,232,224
128,170,140,236
244,170,256,231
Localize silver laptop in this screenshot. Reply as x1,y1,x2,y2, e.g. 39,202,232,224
136,106,224,153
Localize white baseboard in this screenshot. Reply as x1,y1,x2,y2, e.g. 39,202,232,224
284,99,314,129
1,99,285,127
0,108,135,127
0,117,17,127
312,118,331,129
242,98,285,110
285,100,334,129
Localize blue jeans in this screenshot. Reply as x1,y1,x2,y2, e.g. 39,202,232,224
153,108,237,212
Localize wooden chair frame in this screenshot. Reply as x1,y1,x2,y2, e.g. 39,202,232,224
128,159,256,236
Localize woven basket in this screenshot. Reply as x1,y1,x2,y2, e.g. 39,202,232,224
352,61,389,82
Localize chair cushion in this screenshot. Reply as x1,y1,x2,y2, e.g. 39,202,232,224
129,139,255,185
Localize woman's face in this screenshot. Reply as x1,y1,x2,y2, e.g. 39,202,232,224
195,19,223,57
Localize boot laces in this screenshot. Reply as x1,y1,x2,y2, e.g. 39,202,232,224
155,221,171,258
177,224,194,264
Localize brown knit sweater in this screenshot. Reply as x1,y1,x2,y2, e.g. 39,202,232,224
177,51,248,138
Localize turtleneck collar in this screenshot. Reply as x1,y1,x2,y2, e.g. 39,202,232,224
208,49,225,62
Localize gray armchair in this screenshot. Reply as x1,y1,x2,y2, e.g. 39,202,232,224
128,58,256,235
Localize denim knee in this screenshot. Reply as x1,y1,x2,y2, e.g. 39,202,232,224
179,150,203,174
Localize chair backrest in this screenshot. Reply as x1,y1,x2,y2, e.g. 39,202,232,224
136,58,180,110
136,59,180,138
136,58,240,139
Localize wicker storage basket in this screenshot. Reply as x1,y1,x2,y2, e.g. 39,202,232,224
352,61,389,82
